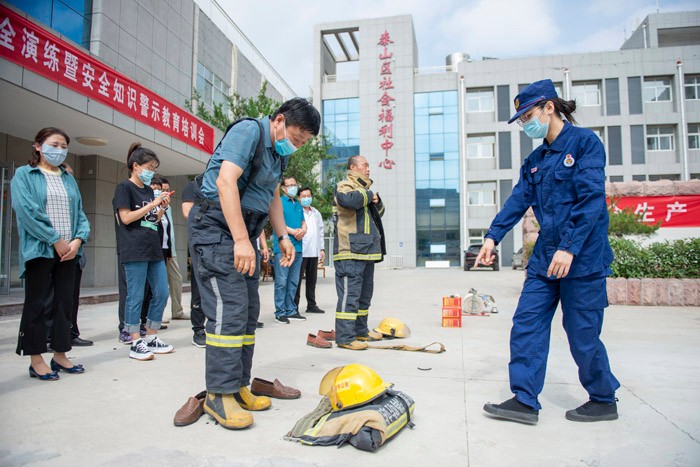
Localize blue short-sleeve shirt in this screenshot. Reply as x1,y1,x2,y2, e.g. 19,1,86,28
200,116,282,214
273,195,304,253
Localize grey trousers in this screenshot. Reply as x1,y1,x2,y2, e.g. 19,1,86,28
334,259,375,345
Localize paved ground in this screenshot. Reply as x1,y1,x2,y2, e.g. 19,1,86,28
0,268,698,466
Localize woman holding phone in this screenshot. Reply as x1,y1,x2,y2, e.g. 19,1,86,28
113,143,174,361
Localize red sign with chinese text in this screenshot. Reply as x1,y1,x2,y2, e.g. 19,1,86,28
0,5,214,154
377,30,395,170
608,195,700,227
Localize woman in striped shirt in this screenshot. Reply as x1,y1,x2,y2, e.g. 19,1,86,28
11,127,90,381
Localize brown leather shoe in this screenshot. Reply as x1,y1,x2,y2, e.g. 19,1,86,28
307,333,332,348
173,390,206,426
317,329,336,341
250,377,301,399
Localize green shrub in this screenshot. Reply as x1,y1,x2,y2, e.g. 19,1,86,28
609,237,700,278
608,200,661,237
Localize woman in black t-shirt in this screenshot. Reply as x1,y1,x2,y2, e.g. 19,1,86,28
113,143,174,361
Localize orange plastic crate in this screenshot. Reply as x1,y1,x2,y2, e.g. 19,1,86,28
442,307,462,318
442,317,462,328
442,296,462,308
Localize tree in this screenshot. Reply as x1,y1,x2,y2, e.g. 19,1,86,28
607,199,661,237
185,81,335,217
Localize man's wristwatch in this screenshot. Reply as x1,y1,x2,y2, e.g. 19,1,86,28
278,234,290,242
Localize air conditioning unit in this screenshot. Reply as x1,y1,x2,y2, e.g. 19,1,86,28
388,255,403,269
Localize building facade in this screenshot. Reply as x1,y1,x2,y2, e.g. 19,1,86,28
313,12,700,269
0,0,293,291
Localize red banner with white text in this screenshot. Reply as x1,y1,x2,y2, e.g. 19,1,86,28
607,195,700,227
0,4,214,153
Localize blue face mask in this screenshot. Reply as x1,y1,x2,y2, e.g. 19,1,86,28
138,167,155,185
274,121,297,157
41,143,68,167
153,189,162,198
286,186,299,197
523,109,550,139
300,197,312,207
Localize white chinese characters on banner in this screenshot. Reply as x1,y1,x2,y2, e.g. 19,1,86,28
634,202,655,222
0,5,216,153
665,201,687,222
608,195,700,228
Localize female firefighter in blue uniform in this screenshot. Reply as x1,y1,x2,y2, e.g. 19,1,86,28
477,79,619,424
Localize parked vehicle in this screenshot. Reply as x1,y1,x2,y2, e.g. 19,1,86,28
512,247,524,270
464,244,499,271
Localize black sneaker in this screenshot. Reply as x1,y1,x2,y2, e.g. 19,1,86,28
287,313,307,321
192,329,206,348
129,339,154,361
256,321,264,328
566,400,618,422
305,307,325,314
145,335,174,354
275,316,290,324
483,397,539,425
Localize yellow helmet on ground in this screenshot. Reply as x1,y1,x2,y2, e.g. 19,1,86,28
374,318,411,339
318,364,391,411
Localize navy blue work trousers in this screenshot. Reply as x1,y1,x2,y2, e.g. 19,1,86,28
509,272,620,410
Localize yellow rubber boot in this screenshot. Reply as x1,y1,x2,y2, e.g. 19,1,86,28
236,386,272,411
337,340,369,350
356,330,383,342
203,392,253,429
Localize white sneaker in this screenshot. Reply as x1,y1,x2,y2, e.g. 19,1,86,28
146,335,174,354
129,339,155,361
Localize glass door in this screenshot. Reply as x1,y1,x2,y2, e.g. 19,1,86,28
0,162,14,294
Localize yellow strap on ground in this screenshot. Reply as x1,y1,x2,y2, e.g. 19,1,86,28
206,333,244,348
368,342,446,354
335,312,357,320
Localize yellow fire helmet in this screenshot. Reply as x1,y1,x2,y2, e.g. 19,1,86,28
374,317,411,339
318,364,392,411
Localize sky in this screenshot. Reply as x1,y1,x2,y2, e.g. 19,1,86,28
219,0,698,97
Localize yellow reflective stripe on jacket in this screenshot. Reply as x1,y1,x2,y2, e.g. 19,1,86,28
206,333,244,348
243,334,255,346
357,309,369,317
385,405,415,439
363,206,370,233
336,312,357,320
358,187,368,206
333,252,383,261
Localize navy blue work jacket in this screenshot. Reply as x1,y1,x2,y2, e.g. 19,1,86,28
485,122,614,278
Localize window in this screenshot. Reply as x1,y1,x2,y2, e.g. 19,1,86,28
643,77,672,102
468,182,496,205
467,134,495,159
466,88,495,113
646,126,675,151
196,62,230,113
685,75,700,100
469,229,488,245
632,175,647,181
323,98,360,173
689,124,700,150
572,82,601,106
6,0,92,49
589,127,604,144
609,176,624,182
